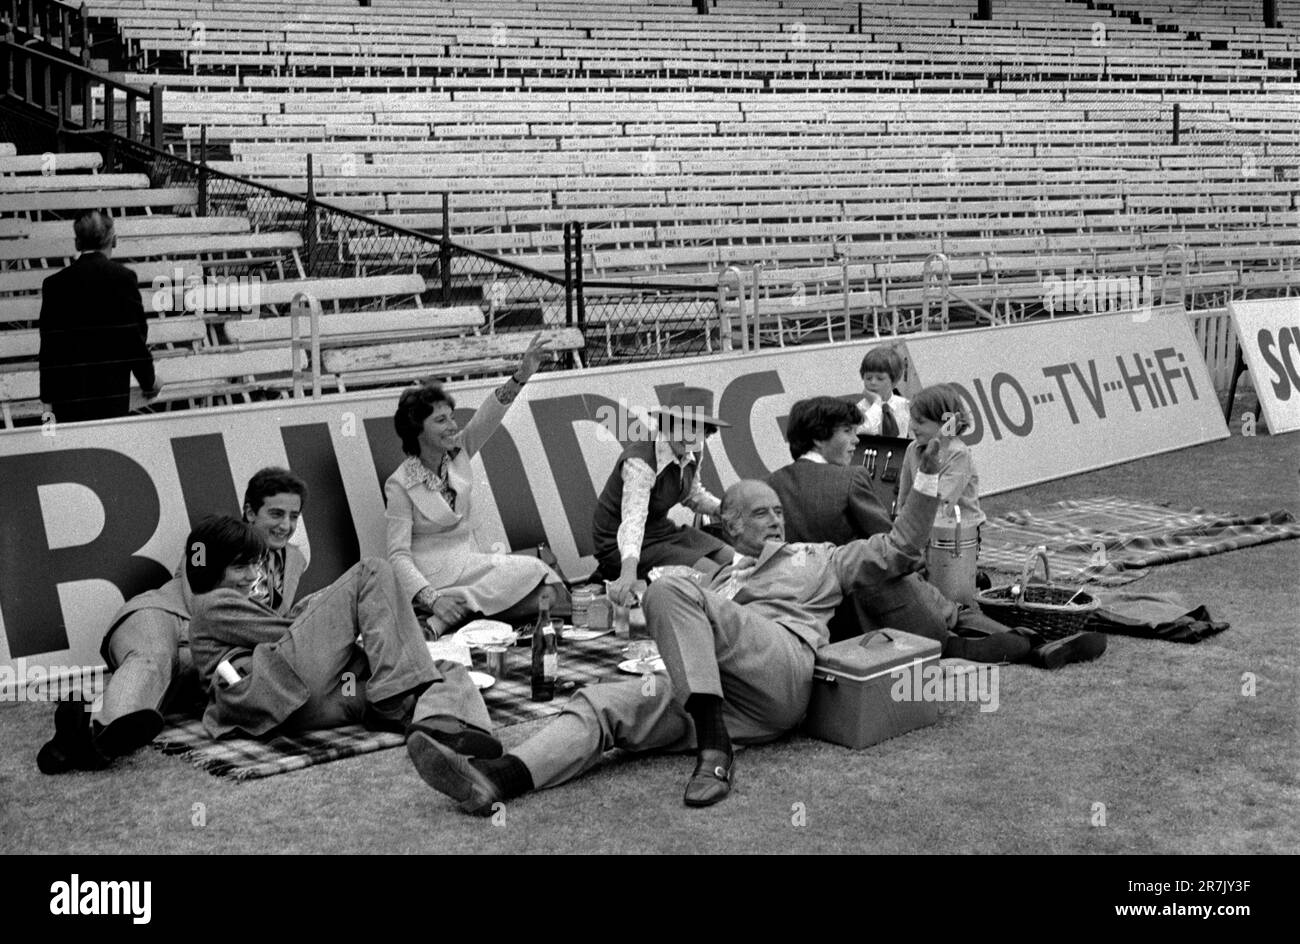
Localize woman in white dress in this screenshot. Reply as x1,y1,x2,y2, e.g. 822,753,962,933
385,334,565,635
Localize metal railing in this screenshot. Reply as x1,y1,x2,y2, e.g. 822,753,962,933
1,34,160,147
1,0,90,64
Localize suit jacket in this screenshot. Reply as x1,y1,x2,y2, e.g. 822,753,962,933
38,252,155,421
704,487,938,650
766,458,892,545
189,591,314,738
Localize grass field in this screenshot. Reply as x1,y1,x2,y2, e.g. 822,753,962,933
2,424,1296,855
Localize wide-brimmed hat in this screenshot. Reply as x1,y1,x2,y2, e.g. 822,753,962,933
650,386,731,429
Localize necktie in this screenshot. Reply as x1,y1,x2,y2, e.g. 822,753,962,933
880,402,899,438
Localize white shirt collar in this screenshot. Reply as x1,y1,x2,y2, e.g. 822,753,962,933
798,451,829,464
655,431,700,472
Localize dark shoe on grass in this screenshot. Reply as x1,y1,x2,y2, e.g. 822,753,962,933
94,709,165,758
407,730,502,815
405,717,503,759
1030,631,1108,670
37,699,108,775
942,631,1031,664
684,749,734,808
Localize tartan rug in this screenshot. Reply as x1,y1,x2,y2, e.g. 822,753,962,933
152,633,631,781
978,496,1300,587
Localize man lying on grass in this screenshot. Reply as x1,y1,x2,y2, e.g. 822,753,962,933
38,468,311,774
184,516,496,754
408,434,1036,813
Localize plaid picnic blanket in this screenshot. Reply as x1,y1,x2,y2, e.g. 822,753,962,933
152,633,630,781
978,496,1300,587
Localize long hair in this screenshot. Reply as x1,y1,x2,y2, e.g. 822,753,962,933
909,383,973,434
183,515,267,594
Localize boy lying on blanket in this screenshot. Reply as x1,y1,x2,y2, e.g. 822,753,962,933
38,468,311,774
184,516,496,754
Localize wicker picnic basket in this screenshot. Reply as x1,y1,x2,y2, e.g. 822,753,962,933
974,545,1098,640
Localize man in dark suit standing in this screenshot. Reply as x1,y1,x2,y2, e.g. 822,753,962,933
39,210,161,422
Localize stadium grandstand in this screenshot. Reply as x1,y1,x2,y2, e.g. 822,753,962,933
1,0,1297,418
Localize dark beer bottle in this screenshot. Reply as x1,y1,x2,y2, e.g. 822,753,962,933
530,596,557,701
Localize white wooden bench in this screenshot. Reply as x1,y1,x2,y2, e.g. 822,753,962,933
0,315,207,361
0,187,197,214
318,327,585,392
0,344,307,427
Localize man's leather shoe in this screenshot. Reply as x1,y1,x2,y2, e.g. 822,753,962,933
406,730,503,815
94,709,165,758
405,717,503,759
1029,631,1108,670
684,749,734,808
36,699,108,775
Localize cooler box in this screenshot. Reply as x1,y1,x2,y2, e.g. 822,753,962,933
804,629,942,749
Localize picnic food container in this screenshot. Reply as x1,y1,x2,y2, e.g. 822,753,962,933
975,545,1097,640
804,629,941,749
925,510,979,606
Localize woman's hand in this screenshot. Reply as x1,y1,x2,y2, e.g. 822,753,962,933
432,592,470,626
515,332,553,383
415,587,470,627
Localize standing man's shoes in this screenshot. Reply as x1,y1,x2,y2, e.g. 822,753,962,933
36,699,108,775
683,749,734,808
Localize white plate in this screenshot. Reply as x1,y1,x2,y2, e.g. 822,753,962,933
456,620,518,648
468,671,496,690
564,627,613,641
618,657,666,675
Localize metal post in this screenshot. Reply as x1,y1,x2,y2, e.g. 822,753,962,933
124,89,137,141
563,222,574,327
574,221,586,332
750,262,766,349
79,2,90,66
857,2,863,35
304,153,318,276
1265,0,1278,29
103,79,115,135
197,125,209,217
1172,102,1180,145
977,0,992,20
439,190,451,306
149,83,162,149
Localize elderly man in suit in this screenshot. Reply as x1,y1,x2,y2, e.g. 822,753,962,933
36,469,314,774
406,436,1035,814
38,210,162,422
